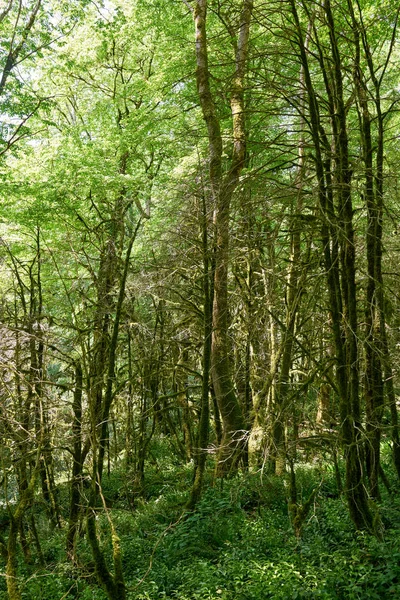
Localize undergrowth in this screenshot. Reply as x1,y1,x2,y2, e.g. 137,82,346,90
2,447,400,600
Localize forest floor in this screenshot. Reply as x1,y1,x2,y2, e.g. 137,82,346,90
2,441,400,600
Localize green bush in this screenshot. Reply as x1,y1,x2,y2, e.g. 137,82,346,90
4,458,400,600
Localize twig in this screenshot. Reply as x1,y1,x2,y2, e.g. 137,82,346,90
128,512,186,592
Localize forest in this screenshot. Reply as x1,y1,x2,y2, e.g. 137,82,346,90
1,0,400,598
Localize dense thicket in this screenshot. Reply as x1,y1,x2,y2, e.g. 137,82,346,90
1,0,400,598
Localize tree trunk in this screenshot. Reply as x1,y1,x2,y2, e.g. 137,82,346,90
187,191,214,509
66,361,83,561
289,0,373,530
5,461,38,600
193,0,253,476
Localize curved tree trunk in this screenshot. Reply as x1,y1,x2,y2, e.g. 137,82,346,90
193,0,253,476
289,0,373,531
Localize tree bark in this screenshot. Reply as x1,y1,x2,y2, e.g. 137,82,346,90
289,0,373,531
193,0,253,475
66,361,83,561
187,191,214,509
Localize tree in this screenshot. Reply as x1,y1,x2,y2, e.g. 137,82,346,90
190,0,253,475
2,7,400,598
0,0,86,156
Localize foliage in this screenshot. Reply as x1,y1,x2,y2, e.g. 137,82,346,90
1,0,400,598
2,462,400,599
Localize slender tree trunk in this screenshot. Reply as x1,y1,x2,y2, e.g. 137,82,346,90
193,0,253,475
289,0,373,530
67,361,83,561
125,329,135,469
211,384,223,446
86,501,126,600
5,460,38,600
86,224,141,599
272,53,308,474
176,342,194,462
98,222,141,481
348,0,383,500
187,191,214,509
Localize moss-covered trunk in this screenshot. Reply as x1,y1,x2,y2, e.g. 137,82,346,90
187,192,213,509
289,0,372,530
66,361,83,561
193,0,253,476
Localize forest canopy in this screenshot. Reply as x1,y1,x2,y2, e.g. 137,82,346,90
1,0,400,598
